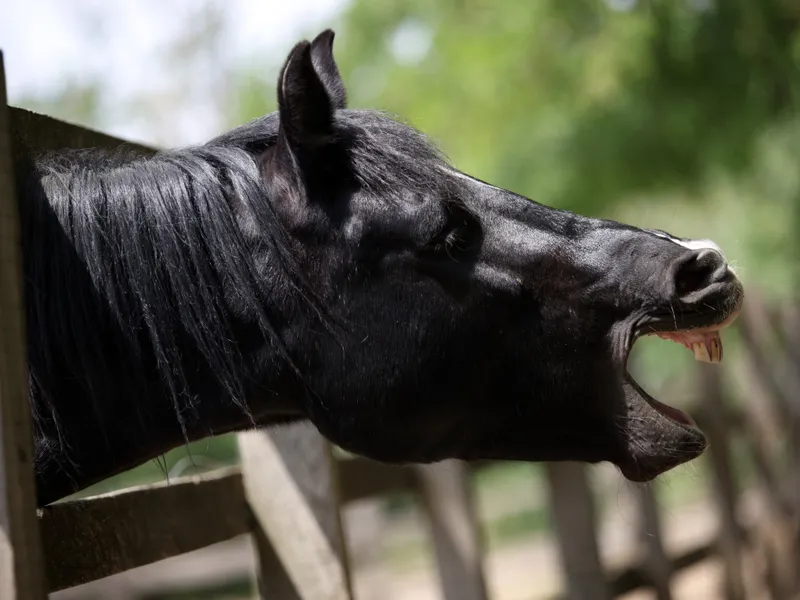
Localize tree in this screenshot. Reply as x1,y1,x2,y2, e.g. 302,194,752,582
320,0,800,294
328,1,800,203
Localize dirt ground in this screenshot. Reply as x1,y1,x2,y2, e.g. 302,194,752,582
347,495,770,600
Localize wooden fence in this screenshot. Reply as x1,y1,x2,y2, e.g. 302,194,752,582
2,49,800,600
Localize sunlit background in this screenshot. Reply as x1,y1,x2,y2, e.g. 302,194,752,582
3,1,800,599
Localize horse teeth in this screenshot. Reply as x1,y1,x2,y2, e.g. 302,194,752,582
709,337,722,364
692,342,711,363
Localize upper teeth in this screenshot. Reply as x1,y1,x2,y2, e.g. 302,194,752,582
691,337,721,363
656,331,723,364
693,342,711,362
709,337,722,363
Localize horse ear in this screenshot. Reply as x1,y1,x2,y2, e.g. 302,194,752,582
275,38,337,159
310,29,347,110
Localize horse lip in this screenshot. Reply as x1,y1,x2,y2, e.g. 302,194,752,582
616,374,708,482
623,372,703,435
634,290,743,339
623,281,743,366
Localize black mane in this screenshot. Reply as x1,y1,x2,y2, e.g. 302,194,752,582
18,108,451,475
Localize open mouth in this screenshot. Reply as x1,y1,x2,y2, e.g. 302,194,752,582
617,293,743,482
628,308,741,427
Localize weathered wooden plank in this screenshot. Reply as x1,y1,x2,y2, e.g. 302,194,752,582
238,424,353,600
730,350,799,598
337,457,417,503
417,460,488,600
736,291,800,595
40,467,247,591
738,293,792,424
250,513,299,600
50,535,254,600
544,462,611,600
779,302,800,511
631,481,673,600
336,457,497,504
699,367,746,600
9,106,154,155
0,51,49,600
607,538,716,597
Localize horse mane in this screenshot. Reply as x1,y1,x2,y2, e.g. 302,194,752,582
19,134,307,451
18,108,454,468
211,110,453,200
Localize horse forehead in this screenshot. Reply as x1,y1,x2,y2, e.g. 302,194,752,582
647,229,725,257
438,168,727,258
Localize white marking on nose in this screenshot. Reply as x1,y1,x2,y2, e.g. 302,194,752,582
673,238,725,256
648,230,726,258
656,233,737,275
644,230,738,276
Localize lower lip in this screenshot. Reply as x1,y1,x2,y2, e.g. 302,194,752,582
648,396,697,427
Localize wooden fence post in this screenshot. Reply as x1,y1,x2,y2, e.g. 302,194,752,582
732,350,799,598
0,50,48,600
699,367,746,600
632,481,672,600
779,302,800,521
238,423,353,600
737,297,800,596
416,460,489,600
544,462,611,600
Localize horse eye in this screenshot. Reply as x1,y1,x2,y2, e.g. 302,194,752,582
425,212,479,258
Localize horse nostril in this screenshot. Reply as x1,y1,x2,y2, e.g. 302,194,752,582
674,248,728,296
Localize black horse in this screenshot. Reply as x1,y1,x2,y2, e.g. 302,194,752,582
16,30,743,506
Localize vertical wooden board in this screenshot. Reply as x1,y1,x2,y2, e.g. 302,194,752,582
237,423,353,600
731,352,799,598
416,460,488,600
544,462,611,600
777,303,800,595
699,367,746,600
631,481,673,600
0,51,48,599
780,303,800,520
249,510,300,600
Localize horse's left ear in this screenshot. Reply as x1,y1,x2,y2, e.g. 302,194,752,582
274,30,346,164
310,30,346,110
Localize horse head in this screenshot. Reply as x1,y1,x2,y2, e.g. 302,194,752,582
214,30,743,483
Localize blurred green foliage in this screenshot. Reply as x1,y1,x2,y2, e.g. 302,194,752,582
330,0,800,210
